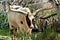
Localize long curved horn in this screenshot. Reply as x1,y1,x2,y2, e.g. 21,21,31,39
33,8,44,16
10,8,28,15
33,7,54,16
10,5,31,15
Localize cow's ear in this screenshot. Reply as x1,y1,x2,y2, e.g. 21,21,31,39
33,8,44,16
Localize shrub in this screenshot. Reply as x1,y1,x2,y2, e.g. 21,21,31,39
0,11,9,29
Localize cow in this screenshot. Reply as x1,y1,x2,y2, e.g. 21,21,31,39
4,1,43,40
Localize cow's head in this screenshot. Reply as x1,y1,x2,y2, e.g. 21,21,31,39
17,8,43,29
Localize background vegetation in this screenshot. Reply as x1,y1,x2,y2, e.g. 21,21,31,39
0,8,60,40
0,0,60,40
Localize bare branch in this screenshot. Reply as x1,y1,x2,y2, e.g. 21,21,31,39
36,13,57,19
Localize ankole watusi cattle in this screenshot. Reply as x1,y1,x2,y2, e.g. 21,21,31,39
4,1,46,40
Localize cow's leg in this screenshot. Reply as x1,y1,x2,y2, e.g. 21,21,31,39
21,32,24,40
28,29,32,40
19,28,24,40
18,25,24,40
10,25,17,40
